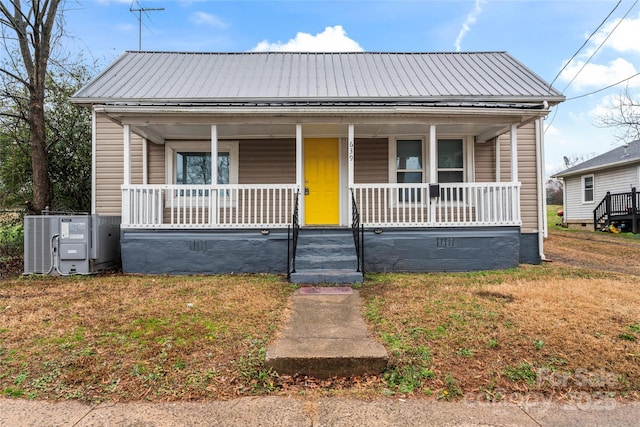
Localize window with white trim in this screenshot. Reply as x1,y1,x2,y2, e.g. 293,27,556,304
437,138,464,183
396,139,423,202
582,174,594,203
167,141,238,185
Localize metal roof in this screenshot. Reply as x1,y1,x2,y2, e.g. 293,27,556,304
554,139,640,178
72,51,564,105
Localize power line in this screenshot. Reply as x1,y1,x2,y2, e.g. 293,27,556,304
560,0,638,93
548,0,622,89
565,72,640,101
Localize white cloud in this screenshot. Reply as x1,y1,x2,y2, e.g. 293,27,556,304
558,57,639,91
116,23,136,32
190,11,228,29
250,25,363,52
586,13,640,56
454,0,486,52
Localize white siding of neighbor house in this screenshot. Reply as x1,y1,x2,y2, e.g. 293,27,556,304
563,164,640,225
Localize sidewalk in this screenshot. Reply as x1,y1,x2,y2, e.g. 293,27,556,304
1,396,640,426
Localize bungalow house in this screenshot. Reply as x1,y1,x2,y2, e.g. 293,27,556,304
554,139,640,233
71,51,564,281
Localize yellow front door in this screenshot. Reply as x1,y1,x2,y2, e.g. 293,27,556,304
304,138,340,225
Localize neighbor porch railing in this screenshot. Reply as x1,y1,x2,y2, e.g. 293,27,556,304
350,182,521,227
121,184,299,228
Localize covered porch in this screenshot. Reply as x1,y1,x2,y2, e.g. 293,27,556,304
113,114,527,231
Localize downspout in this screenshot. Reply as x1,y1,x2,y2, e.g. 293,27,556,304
536,118,546,261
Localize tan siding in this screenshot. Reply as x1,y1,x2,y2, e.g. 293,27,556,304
148,141,165,184
239,139,296,184
495,123,539,232
95,114,143,215
474,138,496,182
355,138,388,183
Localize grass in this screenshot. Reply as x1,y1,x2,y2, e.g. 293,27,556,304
1,224,640,402
0,274,292,401
360,265,640,400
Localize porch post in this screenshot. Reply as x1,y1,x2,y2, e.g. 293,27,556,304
142,138,148,185
348,124,355,226
296,124,304,223
123,124,131,185
510,124,518,182
91,109,97,215
211,125,218,184
429,125,437,183
495,137,501,182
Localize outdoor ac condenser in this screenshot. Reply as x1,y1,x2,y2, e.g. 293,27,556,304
24,215,120,275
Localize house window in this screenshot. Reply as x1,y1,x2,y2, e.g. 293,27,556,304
582,175,594,203
167,141,238,185
437,139,464,183
176,152,230,185
396,139,423,202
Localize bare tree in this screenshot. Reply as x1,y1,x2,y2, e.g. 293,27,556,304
0,0,62,213
596,87,640,143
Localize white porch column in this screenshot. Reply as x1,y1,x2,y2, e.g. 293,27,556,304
429,125,436,183
211,125,218,184
495,137,501,182
91,109,97,214
123,124,131,185
510,124,518,182
142,138,148,185
296,124,304,222
348,124,355,226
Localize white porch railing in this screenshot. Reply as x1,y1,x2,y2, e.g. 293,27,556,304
121,184,299,229
122,182,520,229
351,182,521,227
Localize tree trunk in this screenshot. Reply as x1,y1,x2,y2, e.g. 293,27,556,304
29,90,51,213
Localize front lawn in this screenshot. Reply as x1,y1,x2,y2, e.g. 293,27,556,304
2,263,639,402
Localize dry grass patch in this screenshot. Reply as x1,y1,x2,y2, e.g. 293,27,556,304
360,266,640,400
0,274,293,401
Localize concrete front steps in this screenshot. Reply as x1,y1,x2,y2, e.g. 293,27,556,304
290,229,363,285
265,287,388,378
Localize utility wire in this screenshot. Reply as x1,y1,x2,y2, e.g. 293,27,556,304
566,72,640,101
545,0,638,134
560,0,638,93
548,0,622,89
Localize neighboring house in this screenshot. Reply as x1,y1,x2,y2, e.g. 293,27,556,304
554,140,640,233
70,51,564,278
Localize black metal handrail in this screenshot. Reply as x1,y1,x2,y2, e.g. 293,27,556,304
287,190,300,278
350,189,364,274
594,187,638,231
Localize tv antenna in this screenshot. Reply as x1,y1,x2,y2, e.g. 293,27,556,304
130,2,165,50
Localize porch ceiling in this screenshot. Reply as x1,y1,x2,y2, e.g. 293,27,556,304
130,122,513,144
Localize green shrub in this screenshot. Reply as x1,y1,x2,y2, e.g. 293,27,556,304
0,214,24,259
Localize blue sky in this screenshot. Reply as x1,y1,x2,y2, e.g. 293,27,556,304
61,0,640,176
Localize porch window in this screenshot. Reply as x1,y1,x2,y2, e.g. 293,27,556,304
396,139,423,202
582,175,594,203
176,152,230,185
437,139,464,183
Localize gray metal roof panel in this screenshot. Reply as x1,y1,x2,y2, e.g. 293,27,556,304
73,51,564,103
554,140,640,177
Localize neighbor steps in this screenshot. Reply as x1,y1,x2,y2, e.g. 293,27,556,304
289,230,363,285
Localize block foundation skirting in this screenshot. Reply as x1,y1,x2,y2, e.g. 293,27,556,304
120,226,538,275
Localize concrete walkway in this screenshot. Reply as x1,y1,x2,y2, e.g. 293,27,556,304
2,396,639,426
265,287,388,378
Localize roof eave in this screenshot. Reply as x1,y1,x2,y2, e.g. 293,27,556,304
554,157,640,178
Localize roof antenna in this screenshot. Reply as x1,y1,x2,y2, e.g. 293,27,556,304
130,1,165,51
563,156,570,168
